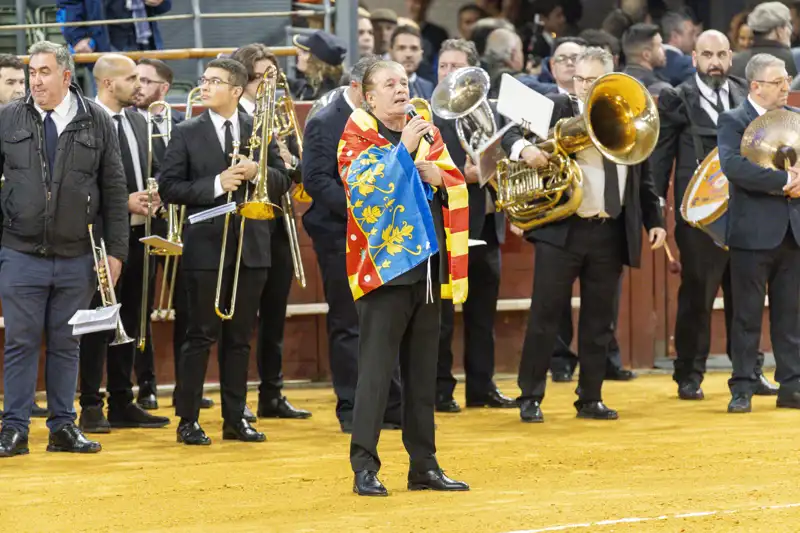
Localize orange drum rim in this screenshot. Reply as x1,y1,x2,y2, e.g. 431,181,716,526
680,147,729,228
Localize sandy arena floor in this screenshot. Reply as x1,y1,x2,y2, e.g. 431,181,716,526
2,372,800,533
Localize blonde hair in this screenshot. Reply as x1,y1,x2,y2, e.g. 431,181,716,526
305,54,344,96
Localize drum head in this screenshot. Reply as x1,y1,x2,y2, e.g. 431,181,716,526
681,148,728,225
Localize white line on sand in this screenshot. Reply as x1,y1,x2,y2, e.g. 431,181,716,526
501,502,800,533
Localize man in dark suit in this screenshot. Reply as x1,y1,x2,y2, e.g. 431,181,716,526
431,39,516,413
77,54,169,433
655,11,697,86
621,23,672,96
502,47,666,423
731,3,798,80
717,53,800,414
653,31,779,400
302,55,403,433
389,25,434,100
159,58,291,445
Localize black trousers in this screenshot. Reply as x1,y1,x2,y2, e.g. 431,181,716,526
437,219,501,401
549,276,624,375
174,266,268,423
673,222,736,386
255,221,294,403
729,232,800,396
80,225,155,410
350,280,440,473
518,218,624,404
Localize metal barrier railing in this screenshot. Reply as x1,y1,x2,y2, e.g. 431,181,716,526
17,46,296,64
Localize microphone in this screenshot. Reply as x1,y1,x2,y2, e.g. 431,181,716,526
405,104,435,145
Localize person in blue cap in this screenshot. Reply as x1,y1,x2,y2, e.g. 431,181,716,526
291,30,347,100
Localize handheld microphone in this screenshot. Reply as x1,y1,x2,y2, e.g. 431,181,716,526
405,104,435,145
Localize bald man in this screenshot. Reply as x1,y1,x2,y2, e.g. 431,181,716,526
650,30,778,400
484,28,556,97
77,54,170,434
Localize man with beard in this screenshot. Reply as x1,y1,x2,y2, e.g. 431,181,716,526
651,30,779,401
621,23,671,96
78,54,170,434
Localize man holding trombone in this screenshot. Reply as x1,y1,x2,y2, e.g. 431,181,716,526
159,58,291,445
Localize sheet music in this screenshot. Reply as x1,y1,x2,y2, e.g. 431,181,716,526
496,74,554,139
69,304,121,336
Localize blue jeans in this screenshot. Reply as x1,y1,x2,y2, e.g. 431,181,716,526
0,248,95,434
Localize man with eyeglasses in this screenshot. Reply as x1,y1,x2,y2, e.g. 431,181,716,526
651,31,779,401
502,47,666,424
542,37,586,95
159,58,291,445
718,53,800,414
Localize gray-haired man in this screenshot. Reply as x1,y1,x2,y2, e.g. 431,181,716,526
0,41,129,457
731,2,798,79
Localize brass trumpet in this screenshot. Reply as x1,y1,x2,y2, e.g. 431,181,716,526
89,224,133,346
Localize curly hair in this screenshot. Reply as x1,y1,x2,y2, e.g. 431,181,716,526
305,54,344,96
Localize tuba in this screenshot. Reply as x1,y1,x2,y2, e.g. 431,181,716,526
494,72,659,230
88,224,134,346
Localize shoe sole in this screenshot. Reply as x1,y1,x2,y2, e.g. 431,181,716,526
257,412,312,419
0,447,29,457
521,417,544,423
407,483,470,491
678,395,705,401
727,407,752,413
466,403,517,409
176,436,212,445
79,426,111,434
108,421,170,429
222,434,267,442
136,403,159,411
776,401,800,409
46,445,101,453
435,408,462,413
576,413,619,420
353,487,388,496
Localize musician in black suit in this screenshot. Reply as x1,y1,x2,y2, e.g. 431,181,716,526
652,31,778,401
78,54,169,433
502,47,666,423
302,55,403,433
717,53,800,414
159,58,291,444
432,39,516,413
231,44,311,421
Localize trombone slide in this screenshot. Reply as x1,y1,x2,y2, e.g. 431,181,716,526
280,193,306,288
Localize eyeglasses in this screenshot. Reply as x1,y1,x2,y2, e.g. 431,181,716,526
197,77,233,87
139,76,166,86
572,75,598,85
553,54,579,64
754,77,792,87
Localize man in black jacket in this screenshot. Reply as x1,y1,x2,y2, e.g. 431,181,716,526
77,54,170,434
652,30,778,401
502,47,666,423
159,58,291,445
302,55,403,433
0,41,129,457
432,39,516,413
718,53,800,414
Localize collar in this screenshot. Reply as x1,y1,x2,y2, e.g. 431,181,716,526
239,96,256,116
409,72,418,84
663,44,684,55
208,108,239,130
747,96,768,116
557,85,570,95
695,74,730,99
94,96,125,119
35,90,73,118
343,88,356,111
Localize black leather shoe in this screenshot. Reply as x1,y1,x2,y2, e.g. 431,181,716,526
408,469,469,491
519,399,544,423
222,419,266,442
776,390,800,409
727,394,752,413
435,396,462,413
137,393,158,411
108,403,170,428
31,403,48,418
678,383,704,400
200,397,215,409
755,374,779,396
466,388,517,408
257,397,312,419
243,405,257,423
606,368,637,381
79,405,111,434
47,424,101,453
551,371,573,382
354,470,388,496
0,427,29,457
177,420,211,445
576,401,618,420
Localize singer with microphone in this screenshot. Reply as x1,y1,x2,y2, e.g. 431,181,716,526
339,59,470,497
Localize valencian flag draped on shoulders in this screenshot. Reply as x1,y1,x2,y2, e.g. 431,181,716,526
337,108,469,304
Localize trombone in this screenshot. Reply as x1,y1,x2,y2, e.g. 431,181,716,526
214,67,281,319
88,224,134,346
274,71,306,289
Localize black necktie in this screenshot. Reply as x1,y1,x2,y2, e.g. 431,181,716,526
114,115,139,191
43,111,57,179
603,157,621,218
223,120,234,166
706,89,725,115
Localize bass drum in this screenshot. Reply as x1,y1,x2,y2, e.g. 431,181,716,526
304,86,348,129
680,147,729,249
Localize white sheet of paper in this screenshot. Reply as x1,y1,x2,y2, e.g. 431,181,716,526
468,239,487,247
188,202,237,224
139,235,183,255
496,74,554,139
476,122,514,186
69,304,121,336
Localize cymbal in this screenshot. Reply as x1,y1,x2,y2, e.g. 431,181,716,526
741,109,800,171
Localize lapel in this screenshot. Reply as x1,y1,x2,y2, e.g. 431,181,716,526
743,99,760,123
197,110,228,170
124,108,149,181
683,77,718,128
728,77,747,108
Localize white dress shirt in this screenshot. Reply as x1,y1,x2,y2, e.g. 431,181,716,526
695,74,730,125
96,97,146,225
34,91,78,136
136,106,170,136
209,109,244,199
239,96,256,117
